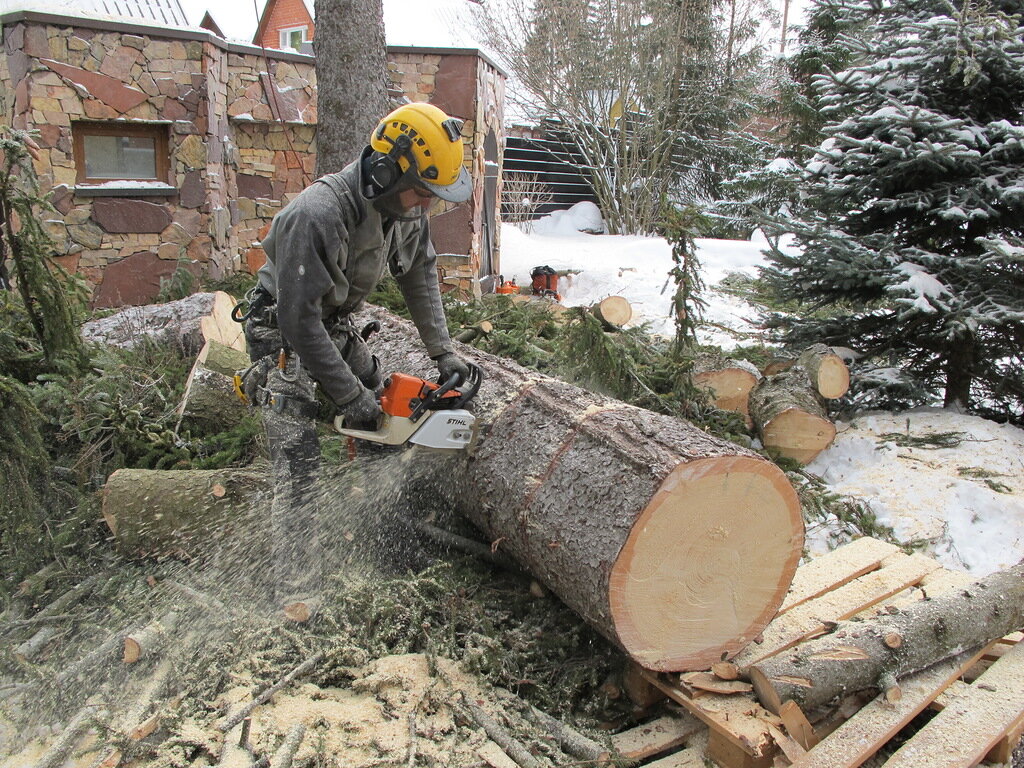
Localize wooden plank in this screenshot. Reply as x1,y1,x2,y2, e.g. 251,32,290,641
882,640,1024,768
608,714,702,761
986,710,1024,764
779,701,819,750
735,552,941,668
861,568,975,619
786,646,993,768
641,670,777,758
707,730,775,768
780,538,899,614
643,745,706,768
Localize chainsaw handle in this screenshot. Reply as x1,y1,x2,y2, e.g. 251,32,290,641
408,364,483,422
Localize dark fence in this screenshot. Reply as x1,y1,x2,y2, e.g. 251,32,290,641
502,135,598,219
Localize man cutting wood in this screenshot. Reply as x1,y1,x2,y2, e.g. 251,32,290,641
237,103,473,620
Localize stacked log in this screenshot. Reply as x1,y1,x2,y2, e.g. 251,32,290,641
363,307,804,672
692,353,762,426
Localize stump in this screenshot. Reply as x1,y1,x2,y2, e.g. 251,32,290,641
362,307,804,671
591,296,633,329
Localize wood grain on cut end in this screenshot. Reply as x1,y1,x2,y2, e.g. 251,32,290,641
693,368,760,415
817,356,851,399
593,296,633,327
608,455,803,671
762,407,837,464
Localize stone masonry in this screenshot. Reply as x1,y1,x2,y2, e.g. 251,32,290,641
0,11,504,305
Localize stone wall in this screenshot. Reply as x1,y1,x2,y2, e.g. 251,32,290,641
0,12,504,305
0,10,317,307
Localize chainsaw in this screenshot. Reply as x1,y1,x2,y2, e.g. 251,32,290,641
335,364,483,452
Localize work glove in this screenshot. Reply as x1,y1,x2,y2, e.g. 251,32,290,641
434,352,470,386
337,387,382,431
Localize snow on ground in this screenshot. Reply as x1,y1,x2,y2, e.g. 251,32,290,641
500,205,1024,576
500,205,767,348
807,409,1024,576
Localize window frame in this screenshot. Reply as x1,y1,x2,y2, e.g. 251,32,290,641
72,122,171,186
279,25,308,50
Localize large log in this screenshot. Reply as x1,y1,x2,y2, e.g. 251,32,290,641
81,291,246,355
749,368,836,464
748,559,1024,715
102,468,270,556
361,307,804,672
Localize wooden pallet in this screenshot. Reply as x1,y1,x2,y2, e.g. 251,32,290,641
635,538,1024,768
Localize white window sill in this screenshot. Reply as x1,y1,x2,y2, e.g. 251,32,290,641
74,182,178,197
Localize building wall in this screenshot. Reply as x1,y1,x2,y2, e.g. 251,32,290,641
0,12,503,306
255,0,314,50
0,11,319,306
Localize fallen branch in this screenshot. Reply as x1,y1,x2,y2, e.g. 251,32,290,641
218,652,324,732
36,704,106,768
525,704,604,763
269,723,306,768
457,693,540,768
411,520,523,573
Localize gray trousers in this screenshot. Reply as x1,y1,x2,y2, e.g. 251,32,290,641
244,314,380,603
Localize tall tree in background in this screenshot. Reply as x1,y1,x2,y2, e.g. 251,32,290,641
478,0,769,235
759,0,1024,421
314,0,389,175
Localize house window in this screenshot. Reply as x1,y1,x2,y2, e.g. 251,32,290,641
279,25,307,50
72,122,170,184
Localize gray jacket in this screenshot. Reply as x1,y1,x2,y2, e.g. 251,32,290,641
256,154,454,406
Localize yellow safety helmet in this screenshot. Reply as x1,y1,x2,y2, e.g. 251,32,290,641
369,103,472,203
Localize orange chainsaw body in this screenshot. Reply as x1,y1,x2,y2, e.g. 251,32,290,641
379,373,459,418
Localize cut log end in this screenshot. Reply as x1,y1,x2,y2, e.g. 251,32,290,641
593,296,633,328
816,356,850,399
608,455,803,672
761,407,837,465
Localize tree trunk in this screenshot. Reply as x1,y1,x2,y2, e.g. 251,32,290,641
748,559,1024,714
796,344,850,400
693,353,761,424
176,366,247,433
361,307,804,671
313,0,389,175
81,292,245,356
943,331,976,409
749,369,836,464
102,468,270,556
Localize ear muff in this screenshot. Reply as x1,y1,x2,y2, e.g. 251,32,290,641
368,132,413,190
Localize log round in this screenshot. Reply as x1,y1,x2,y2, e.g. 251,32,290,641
592,296,633,329
362,307,804,671
693,354,762,423
797,344,850,400
749,369,836,464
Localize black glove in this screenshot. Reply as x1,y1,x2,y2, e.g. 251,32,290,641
434,352,470,385
337,388,382,431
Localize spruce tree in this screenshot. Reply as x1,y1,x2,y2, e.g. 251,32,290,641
760,0,1024,421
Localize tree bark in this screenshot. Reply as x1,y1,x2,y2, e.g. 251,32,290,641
102,468,270,556
313,0,388,175
796,344,850,400
361,307,804,671
748,559,1024,714
749,369,836,464
81,291,246,356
